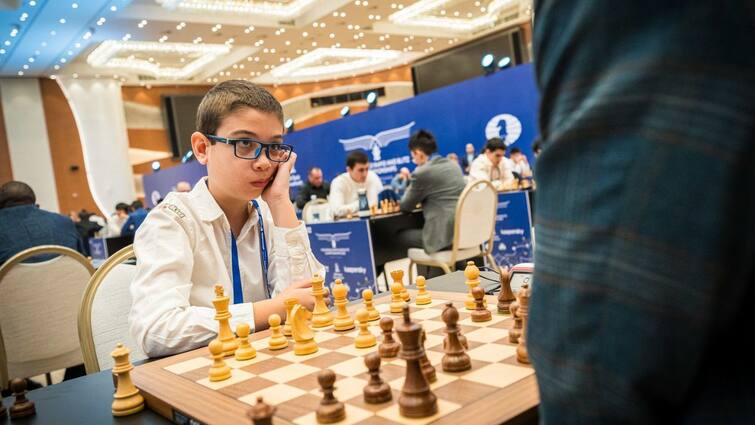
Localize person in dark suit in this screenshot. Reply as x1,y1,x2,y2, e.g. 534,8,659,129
295,167,330,209
398,130,466,254
460,143,476,174
0,181,83,264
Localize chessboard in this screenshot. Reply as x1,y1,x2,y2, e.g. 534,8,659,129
132,290,538,425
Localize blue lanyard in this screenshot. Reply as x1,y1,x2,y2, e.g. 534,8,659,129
252,200,271,298
229,200,271,303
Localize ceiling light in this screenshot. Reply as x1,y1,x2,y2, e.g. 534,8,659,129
18,71,23,76
54,65,60,70
19,13,28,21
0,49,5,54
59,18,66,24
110,5,117,12
156,0,318,19
29,1,36,6
22,64,29,69
97,17,106,26
10,26,19,37
138,20,147,28
72,2,78,8
389,0,510,33
4,40,11,46
340,106,350,117
83,31,92,40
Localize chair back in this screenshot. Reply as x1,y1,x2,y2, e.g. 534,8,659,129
302,198,333,223
0,245,94,389
453,180,497,255
78,245,145,373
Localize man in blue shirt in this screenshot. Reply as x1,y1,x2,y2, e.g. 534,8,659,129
121,200,148,236
0,181,83,264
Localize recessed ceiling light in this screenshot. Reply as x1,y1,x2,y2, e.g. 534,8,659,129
59,18,66,24
4,41,11,46
72,2,78,8
29,1,36,6
110,5,117,12
54,65,60,70
19,13,28,21
18,71,23,76
28,57,34,62
22,64,29,69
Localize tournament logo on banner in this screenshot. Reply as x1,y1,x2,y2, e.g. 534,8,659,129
307,220,377,301
285,63,539,196
491,191,533,269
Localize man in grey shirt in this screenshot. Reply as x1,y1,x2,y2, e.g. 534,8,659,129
398,130,466,254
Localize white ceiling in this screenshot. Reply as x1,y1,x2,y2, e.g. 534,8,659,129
61,0,531,86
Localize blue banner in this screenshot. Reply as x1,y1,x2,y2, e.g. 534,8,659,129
306,219,377,301
142,161,207,208
491,191,533,269
88,238,107,260
285,63,539,195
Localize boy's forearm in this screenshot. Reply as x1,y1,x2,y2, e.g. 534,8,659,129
267,199,299,228
252,297,286,330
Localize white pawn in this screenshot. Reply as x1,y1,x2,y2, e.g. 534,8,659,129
355,309,377,348
267,314,288,350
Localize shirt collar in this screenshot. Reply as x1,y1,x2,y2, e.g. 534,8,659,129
191,177,261,230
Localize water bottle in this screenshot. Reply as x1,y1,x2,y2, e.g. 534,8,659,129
357,188,369,218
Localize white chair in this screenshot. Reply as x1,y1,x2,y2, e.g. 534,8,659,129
0,245,95,390
302,198,334,223
408,180,498,282
78,245,146,373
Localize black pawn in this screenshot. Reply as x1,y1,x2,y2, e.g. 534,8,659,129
363,352,392,404
441,302,471,372
9,378,35,419
247,396,276,425
316,370,345,424
378,317,401,358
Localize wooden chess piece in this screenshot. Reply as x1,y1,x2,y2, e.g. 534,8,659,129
212,283,238,357
441,302,472,372
362,289,380,321
8,378,35,419
378,316,401,358
509,301,521,344
395,305,438,418
471,286,492,322
283,297,297,337
497,266,516,314
316,369,346,424
389,279,406,313
418,329,436,383
208,339,232,382
291,304,318,355
311,275,334,328
516,284,531,364
235,322,257,361
111,343,144,416
390,269,410,302
363,352,392,404
464,261,485,310
355,308,377,348
415,275,431,305
332,279,355,331
247,396,276,425
267,314,289,350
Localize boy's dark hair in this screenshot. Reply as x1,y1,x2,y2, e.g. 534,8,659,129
196,80,283,136
115,202,130,212
485,137,506,153
510,147,522,155
131,200,144,210
0,181,35,209
346,151,369,169
408,129,437,156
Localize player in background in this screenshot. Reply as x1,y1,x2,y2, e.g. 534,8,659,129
129,80,326,358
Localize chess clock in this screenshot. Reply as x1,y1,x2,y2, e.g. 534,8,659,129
508,262,534,292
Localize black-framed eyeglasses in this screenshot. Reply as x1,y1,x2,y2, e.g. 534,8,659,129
204,134,293,163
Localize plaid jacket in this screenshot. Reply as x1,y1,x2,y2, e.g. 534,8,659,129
529,1,755,423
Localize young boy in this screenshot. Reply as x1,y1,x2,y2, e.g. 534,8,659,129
129,81,325,357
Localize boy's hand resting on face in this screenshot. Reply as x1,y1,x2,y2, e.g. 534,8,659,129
262,152,296,206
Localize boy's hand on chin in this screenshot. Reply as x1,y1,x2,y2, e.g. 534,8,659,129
262,152,297,205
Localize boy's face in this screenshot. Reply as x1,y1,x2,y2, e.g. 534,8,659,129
199,107,284,203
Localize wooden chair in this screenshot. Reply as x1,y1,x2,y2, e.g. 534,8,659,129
408,180,498,282
302,198,333,223
78,245,146,374
0,245,95,390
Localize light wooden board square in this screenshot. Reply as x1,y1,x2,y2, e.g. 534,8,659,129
164,357,212,375
387,350,443,367
330,356,373,377
238,383,307,406
277,347,332,363
196,369,255,390
376,398,460,425
423,333,444,349
467,343,517,363
464,327,510,344
420,320,445,333
458,314,507,327
314,331,341,343
335,343,379,357
308,376,367,401
411,308,443,320
259,363,321,383
376,303,391,313
461,363,533,388
225,352,272,369
413,299,445,309
388,372,458,391
293,403,373,425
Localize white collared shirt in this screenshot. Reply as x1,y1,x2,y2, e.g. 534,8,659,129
469,154,515,183
328,171,383,216
129,177,325,357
